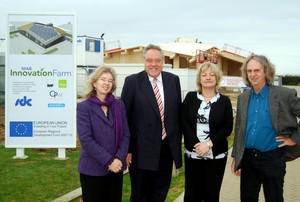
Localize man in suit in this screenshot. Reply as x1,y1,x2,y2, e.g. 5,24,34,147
231,54,300,202
121,44,182,202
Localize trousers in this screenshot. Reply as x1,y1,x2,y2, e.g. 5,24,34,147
241,148,286,202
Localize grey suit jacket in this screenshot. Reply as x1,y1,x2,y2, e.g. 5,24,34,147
232,85,300,171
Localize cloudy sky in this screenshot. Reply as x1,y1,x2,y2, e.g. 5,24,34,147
1,0,299,75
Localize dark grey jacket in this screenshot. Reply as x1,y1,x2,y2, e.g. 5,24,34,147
232,85,300,171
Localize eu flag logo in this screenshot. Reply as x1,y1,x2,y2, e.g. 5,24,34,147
10,121,33,137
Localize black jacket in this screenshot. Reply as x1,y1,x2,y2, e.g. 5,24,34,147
181,91,233,157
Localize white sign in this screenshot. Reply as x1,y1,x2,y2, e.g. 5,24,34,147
220,76,246,88
5,13,77,148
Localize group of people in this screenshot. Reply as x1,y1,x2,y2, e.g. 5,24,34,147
76,44,300,202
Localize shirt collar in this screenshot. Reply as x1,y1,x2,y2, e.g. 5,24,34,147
197,92,220,103
148,73,162,83
251,84,269,98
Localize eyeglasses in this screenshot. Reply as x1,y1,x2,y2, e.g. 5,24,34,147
99,77,114,84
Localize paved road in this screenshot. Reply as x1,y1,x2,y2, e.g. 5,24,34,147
174,149,300,202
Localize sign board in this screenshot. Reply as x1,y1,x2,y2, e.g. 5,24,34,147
220,76,246,88
5,13,76,148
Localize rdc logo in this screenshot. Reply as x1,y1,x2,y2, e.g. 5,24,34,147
15,96,32,106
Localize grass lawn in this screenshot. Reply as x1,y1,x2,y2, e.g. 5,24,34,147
0,134,233,202
0,145,184,202
0,146,81,202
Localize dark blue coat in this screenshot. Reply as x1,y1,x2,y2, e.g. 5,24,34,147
121,70,182,171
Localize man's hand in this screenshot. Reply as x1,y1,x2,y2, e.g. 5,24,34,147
126,153,132,167
276,136,296,147
231,157,241,176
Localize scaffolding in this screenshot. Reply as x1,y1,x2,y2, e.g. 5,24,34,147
196,49,219,64
222,43,253,57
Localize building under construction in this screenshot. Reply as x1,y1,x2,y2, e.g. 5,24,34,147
104,38,253,77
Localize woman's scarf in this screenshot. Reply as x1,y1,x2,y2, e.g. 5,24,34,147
88,93,122,147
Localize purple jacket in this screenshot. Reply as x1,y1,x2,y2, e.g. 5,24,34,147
77,99,130,176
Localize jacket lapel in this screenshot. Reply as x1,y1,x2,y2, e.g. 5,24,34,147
269,86,279,132
140,71,160,117
241,90,251,133
162,72,171,116
90,102,113,126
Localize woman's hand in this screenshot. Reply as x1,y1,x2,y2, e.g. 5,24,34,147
194,141,212,156
108,158,122,173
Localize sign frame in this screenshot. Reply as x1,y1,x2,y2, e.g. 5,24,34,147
5,13,77,148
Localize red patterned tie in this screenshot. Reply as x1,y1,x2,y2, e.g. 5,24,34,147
153,78,166,140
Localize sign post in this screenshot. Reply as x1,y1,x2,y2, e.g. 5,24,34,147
13,148,28,159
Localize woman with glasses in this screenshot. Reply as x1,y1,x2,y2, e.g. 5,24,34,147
77,65,130,202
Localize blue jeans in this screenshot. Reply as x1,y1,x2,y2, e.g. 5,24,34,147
241,148,286,202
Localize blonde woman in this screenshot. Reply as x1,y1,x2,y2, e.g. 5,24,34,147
181,62,233,202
